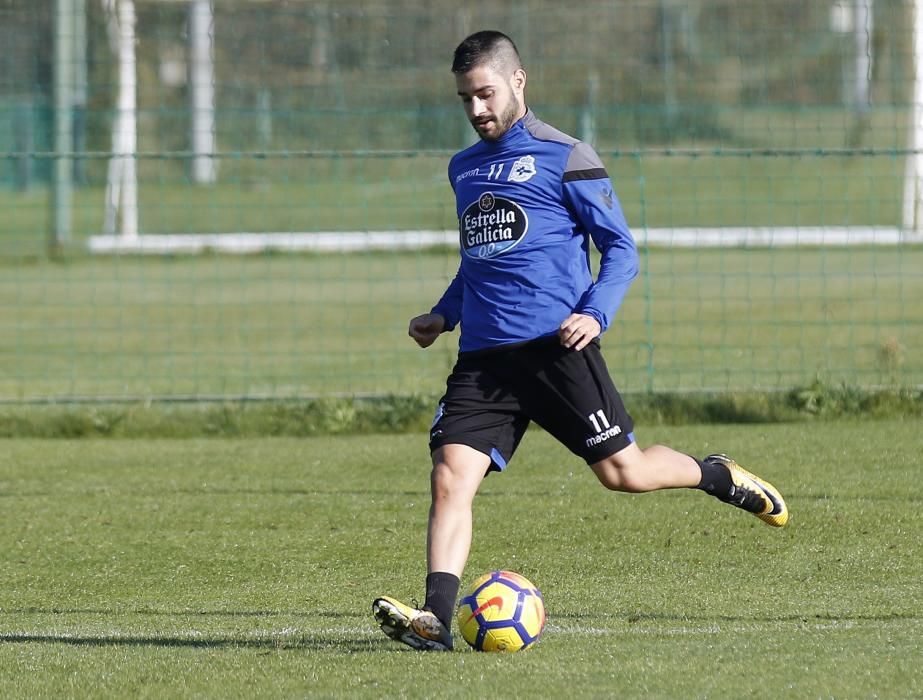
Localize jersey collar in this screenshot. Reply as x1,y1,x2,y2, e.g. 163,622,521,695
485,108,533,147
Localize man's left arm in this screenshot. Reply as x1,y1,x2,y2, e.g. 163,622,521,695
562,142,639,333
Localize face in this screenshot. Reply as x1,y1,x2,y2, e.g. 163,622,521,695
455,64,527,142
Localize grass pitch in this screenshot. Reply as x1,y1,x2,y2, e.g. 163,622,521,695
2,245,921,400
0,419,921,698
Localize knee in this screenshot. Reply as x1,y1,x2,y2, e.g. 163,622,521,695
429,458,482,504
430,460,457,500
429,445,491,505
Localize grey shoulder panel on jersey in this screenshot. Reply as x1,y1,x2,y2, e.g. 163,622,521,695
563,142,607,182
522,111,608,181
522,110,580,147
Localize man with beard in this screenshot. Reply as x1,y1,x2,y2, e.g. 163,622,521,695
373,31,788,652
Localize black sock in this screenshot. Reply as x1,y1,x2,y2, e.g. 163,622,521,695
694,456,733,497
424,571,460,629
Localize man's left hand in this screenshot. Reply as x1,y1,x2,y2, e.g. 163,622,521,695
558,313,601,351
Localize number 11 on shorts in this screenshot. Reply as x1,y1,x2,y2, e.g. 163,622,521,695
588,409,610,433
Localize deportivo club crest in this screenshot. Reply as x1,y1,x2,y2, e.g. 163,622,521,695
460,192,529,259
508,155,537,183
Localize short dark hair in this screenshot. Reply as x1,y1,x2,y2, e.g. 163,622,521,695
452,30,522,75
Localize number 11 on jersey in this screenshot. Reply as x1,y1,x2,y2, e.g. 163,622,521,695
588,409,610,432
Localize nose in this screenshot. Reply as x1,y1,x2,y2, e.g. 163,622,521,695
470,97,488,117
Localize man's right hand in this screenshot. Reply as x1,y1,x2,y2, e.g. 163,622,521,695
408,313,446,348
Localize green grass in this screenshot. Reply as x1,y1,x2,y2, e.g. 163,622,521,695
0,420,921,697
0,246,921,400
1,384,920,439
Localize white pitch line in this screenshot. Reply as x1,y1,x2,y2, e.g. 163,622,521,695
0,618,872,644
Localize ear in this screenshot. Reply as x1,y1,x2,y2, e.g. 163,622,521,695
511,68,527,93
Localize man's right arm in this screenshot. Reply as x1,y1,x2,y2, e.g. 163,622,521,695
414,159,464,347
408,267,462,348
430,267,463,332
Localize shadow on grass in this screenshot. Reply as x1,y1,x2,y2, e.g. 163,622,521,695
0,608,404,652
0,632,386,652
0,489,431,498
0,608,366,618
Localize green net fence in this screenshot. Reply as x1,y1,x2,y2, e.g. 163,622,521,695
1,0,921,401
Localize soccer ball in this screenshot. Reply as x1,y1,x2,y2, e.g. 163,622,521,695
456,570,545,652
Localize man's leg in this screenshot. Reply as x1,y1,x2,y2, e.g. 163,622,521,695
590,442,699,492
590,442,788,527
423,444,491,622
373,443,491,651
427,444,491,575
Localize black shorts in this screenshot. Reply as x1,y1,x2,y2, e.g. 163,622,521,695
428,336,634,471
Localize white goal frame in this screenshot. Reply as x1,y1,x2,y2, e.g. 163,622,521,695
87,0,920,253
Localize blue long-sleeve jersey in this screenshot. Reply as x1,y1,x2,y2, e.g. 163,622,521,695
432,110,639,353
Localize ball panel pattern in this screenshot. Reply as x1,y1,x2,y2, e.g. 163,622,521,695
456,570,545,652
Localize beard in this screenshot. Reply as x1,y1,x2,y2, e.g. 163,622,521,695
471,94,522,141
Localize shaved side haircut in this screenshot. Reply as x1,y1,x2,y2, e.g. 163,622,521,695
452,30,523,76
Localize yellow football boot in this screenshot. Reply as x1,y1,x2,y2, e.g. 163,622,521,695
705,453,789,528
372,596,453,651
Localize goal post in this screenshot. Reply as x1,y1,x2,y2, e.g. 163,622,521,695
904,0,923,232
101,0,138,239
100,0,217,239
189,0,217,184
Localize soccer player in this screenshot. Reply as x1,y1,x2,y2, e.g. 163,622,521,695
373,31,788,652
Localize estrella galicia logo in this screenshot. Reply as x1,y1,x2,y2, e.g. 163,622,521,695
460,192,529,259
